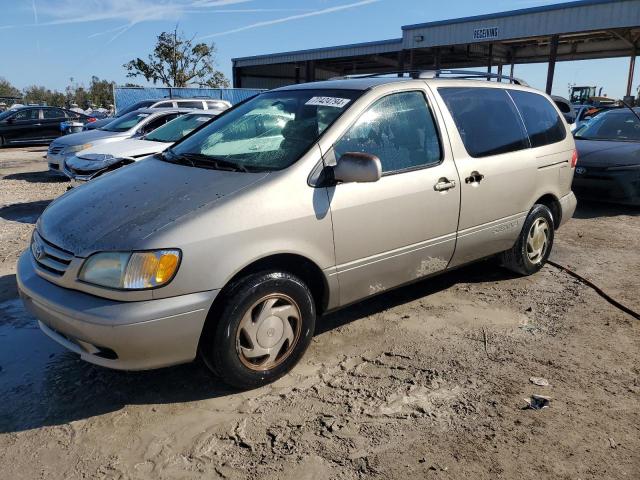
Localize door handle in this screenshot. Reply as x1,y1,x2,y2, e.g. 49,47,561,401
465,171,485,184
434,178,456,192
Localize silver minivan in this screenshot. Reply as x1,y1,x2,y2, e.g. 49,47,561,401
18,73,577,389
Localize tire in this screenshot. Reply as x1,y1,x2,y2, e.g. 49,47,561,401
0,136,5,147
200,271,316,390
500,204,554,276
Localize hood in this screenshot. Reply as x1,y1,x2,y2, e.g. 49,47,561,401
51,128,128,147
575,139,640,167
38,157,269,256
77,138,168,159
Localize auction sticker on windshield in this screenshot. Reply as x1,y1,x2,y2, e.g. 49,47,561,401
305,96,351,108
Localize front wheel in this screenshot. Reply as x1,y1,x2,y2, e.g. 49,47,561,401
500,204,554,275
200,271,316,390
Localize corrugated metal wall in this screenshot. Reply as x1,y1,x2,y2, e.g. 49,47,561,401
113,87,265,111
402,0,640,48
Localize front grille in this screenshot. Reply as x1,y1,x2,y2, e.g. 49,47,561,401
31,232,74,276
48,144,64,155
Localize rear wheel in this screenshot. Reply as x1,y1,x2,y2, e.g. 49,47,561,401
200,271,316,389
501,204,554,275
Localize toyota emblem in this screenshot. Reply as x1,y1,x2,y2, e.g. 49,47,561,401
32,239,45,261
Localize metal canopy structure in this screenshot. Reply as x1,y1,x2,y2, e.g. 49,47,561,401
232,0,640,97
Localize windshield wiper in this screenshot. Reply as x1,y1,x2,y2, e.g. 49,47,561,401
164,152,248,172
159,149,195,166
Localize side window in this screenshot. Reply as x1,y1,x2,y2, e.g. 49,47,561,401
141,113,180,133
13,108,39,121
177,100,205,109
510,91,567,148
439,87,529,158
334,91,442,174
43,108,65,119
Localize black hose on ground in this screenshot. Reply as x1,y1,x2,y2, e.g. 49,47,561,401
547,260,640,321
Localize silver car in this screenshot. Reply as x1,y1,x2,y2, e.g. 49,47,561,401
62,110,222,185
18,74,577,389
46,108,193,174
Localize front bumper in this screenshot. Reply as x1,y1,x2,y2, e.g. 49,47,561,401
46,151,70,176
572,169,640,206
61,160,95,186
17,251,218,370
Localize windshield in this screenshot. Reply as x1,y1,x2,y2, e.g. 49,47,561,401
100,111,151,132
116,100,155,117
145,113,213,143
575,110,640,141
165,89,362,171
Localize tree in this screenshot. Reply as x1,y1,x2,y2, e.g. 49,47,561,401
89,76,115,107
65,78,90,108
23,85,65,106
0,77,21,99
124,29,229,88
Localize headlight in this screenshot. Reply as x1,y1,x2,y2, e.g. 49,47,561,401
64,143,93,154
79,250,181,290
79,153,114,162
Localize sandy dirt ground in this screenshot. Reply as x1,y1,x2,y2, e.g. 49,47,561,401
0,147,638,480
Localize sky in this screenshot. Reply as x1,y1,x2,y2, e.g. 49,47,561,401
0,0,635,99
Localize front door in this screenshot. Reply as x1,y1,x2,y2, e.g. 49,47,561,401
326,90,461,306
4,108,41,143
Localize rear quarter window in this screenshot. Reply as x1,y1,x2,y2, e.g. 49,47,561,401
439,87,529,158
510,91,566,148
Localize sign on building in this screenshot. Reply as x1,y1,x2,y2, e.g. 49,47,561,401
473,27,499,41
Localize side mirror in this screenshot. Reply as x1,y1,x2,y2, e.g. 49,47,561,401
6,117,15,124
332,152,381,184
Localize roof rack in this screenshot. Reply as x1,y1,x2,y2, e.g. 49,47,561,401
332,69,528,86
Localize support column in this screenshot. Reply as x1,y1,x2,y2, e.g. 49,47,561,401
626,49,636,97
487,44,493,80
397,50,406,76
497,63,503,82
433,47,441,70
295,65,301,84
305,60,316,82
546,34,559,95
510,60,515,79
232,65,241,88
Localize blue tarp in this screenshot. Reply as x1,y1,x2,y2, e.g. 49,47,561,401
113,87,265,112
